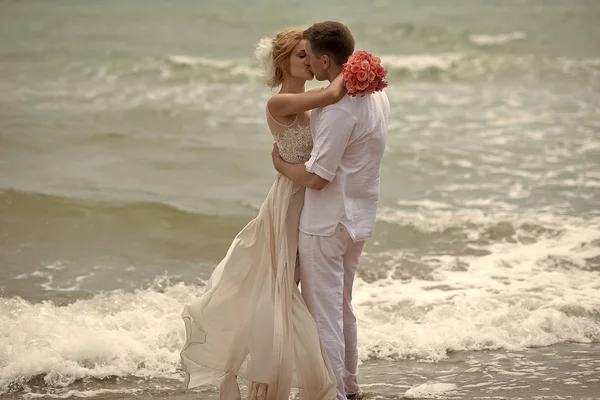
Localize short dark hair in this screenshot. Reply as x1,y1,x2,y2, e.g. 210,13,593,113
303,21,355,66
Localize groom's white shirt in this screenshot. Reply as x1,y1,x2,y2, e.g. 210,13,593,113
300,90,390,242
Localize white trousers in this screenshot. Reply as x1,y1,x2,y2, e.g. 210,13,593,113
299,224,365,400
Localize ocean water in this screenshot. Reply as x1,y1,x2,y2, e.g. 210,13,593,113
1,0,600,398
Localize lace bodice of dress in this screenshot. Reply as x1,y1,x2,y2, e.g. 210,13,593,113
272,123,313,164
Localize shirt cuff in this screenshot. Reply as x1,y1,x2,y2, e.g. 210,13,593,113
305,155,335,181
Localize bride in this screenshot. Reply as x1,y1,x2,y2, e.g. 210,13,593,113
180,28,346,400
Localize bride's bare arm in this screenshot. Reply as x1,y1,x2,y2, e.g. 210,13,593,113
267,74,345,118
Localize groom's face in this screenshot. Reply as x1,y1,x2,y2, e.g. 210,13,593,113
304,42,327,81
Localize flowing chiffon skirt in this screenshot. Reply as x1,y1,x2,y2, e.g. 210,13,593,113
180,174,336,400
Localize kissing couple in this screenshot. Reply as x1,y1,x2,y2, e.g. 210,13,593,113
181,21,390,400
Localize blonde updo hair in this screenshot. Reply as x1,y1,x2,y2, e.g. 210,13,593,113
267,28,304,88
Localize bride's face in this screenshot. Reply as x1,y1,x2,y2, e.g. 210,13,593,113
288,40,314,81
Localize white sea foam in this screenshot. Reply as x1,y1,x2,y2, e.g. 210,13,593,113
0,280,202,393
22,388,143,399
381,53,464,72
404,382,458,398
167,55,235,69
469,32,526,46
167,55,262,79
396,199,452,209
356,210,600,361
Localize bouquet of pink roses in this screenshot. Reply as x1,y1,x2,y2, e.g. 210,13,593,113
342,50,388,97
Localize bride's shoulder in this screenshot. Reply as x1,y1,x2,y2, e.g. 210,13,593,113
266,93,287,112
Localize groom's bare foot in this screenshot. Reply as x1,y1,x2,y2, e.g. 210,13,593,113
347,390,364,400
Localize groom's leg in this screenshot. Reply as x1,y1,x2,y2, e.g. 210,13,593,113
299,227,347,400
342,238,365,396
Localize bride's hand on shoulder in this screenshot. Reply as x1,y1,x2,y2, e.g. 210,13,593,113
327,73,346,102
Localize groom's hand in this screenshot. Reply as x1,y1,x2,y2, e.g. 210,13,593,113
272,143,282,170
271,143,328,190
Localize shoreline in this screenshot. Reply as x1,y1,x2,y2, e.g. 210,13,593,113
5,342,599,400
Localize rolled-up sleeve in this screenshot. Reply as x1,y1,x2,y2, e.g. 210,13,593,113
305,106,356,182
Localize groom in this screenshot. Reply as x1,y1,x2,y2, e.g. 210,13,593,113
272,21,390,400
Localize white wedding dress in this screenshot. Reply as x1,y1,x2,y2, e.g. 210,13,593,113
180,121,337,400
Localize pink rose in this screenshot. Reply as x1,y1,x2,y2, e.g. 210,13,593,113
353,51,368,59
346,81,356,92
375,66,386,78
361,60,370,70
357,80,369,91
367,71,376,82
370,56,381,68
350,63,361,74
356,70,368,82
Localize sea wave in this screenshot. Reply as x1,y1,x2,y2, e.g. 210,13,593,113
0,188,256,228
7,51,599,112
3,188,599,255
7,52,600,110
381,53,600,82
1,263,599,396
